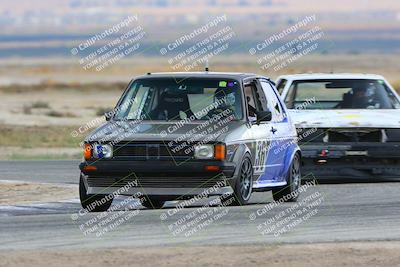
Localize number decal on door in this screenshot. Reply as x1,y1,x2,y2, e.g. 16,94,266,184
254,139,269,173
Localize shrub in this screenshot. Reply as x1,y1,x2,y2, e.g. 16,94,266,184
31,101,50,109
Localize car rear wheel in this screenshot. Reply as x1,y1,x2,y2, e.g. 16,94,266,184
141,196,165,209
222,154,253,206
272,153,301,202
79,173,113,212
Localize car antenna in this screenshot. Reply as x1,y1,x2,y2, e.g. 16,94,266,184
205,59,209,72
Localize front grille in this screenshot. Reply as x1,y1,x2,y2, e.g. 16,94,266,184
297,128,386,143
329,130,382,142
386,129,400,142
86,175,226,188
113,141,194,160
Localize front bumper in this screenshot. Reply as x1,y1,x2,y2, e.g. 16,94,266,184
79,160,236,197
300,142,400,179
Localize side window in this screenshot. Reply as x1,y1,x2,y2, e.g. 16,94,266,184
260,80,285,122
253,83,269,112
382,83,400,109
244,82,268,120
244,85,257,118
276,79,287,95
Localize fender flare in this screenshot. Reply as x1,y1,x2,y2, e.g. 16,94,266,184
282,143,301,181
230,143,252,184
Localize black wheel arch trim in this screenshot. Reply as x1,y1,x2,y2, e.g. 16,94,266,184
231,143,253,181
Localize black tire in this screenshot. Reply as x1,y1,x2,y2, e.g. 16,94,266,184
222,154,253,206
272,152,301,202
79,173,113,212
140,196,165,209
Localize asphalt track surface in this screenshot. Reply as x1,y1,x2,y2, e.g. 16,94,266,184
1,160,400,251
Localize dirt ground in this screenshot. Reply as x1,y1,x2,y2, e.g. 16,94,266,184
0,242,399,267
0,87,121,159
0,180,77,205
0,147,80,160
0,89,120,126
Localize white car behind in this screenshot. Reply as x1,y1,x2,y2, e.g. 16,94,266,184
277,73,400,180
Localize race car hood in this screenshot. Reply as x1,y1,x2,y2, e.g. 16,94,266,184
85,120,244,143
289,109,400,129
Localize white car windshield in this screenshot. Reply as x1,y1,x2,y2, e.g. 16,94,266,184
285,79,400,109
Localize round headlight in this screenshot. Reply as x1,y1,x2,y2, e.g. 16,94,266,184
93,144,113,159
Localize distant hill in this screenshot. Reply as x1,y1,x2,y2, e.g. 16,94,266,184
1,0,399,33
0,0,399,57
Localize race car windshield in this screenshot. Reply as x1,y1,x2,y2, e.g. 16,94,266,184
285,79,400,109
113,77,244,121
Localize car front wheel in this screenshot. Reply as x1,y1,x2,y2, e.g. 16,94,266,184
272,152,301,202
222,154,253,206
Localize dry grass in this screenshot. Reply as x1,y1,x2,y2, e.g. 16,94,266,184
390,80,400,94
0,81,127,93
22,101,50,115
1,54,400,89
31,101,50,108
22,105,32,115
45,110,77,118
0,125,82,148
19,101,79,118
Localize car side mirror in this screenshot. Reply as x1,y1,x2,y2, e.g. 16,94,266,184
256,110,272,124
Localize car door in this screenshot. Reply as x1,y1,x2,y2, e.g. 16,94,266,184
258,79,291,184
243,79,278,188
